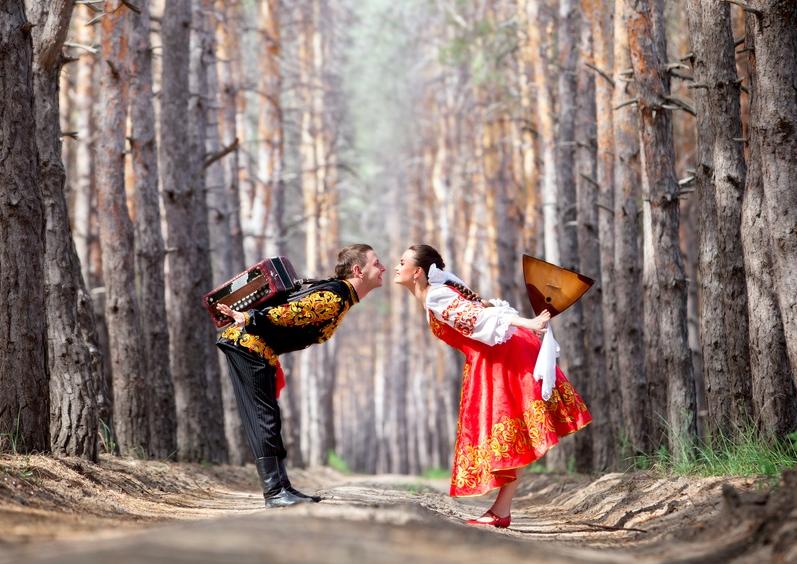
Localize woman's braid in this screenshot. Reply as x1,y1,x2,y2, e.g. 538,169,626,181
444,281,493,307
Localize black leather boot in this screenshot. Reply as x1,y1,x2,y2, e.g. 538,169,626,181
278,458,322,503
254,456,310,508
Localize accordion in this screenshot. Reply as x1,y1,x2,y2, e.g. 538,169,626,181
203,257,303,328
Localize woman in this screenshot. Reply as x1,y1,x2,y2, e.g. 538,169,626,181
394,244,591,528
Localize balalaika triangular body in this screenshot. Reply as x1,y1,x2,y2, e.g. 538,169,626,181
522,254,595,317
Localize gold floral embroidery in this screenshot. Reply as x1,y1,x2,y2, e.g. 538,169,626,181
318,304,350,342
220,326,279,367
267,291,343,327
429,311,446,339
441,296,479,336
451,380,589,492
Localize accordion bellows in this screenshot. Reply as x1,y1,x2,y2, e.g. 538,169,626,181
203,257,301,328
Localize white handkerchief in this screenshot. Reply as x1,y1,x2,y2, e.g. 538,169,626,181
532,326,560,401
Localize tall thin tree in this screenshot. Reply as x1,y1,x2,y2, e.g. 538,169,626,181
748,2,797,381
685,0,751,438
612,0,647,455
161,0,221,461
741,12,797,438
96,0,149,456
0,1,48,453
625,0,696,459
25,0,101,458
129,0,177,459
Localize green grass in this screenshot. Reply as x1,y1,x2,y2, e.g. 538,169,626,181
327,450,351,474
0,410,24,455
421,467,450,480
98,420,117,455
633,429,797,479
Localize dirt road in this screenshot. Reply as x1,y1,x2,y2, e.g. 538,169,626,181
0,455,794,563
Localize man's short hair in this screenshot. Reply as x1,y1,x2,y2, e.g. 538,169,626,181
335,244,373,279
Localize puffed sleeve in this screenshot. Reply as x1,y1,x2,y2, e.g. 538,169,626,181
244,290,344,335
425,284,518,345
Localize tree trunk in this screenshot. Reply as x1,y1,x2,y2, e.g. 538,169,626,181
574,11,614,471
161,0,219,462
25,0,101,459
741,14,797,438
96,0,149,456
527,0,560,268
71,16,96,289
583,0,620,469
253,0,284,259
685,0,752,439
556,2,591,473
213,0,248,465
612,0,648,456
527,0,568,471
626,0,696,460
0,1,49,453
515,0,543,284
129,0,177,459
188,0,228,463
749,1,797,382
214,0,245,274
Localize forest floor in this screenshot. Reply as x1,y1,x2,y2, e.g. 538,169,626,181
0,454,795,563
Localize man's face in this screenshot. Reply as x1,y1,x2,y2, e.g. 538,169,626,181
359,250,386,290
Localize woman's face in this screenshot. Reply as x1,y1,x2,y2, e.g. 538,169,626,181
393,249,422,288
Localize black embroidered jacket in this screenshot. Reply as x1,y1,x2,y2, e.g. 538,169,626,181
217,279,359,365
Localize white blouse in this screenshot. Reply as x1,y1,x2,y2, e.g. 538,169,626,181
425,284,519,346
424,265,559,400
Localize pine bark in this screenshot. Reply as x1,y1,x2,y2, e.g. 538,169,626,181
527,0,559,267
584,0,620,468
211,0,248,466
161,0,220,462
214,0,245,274
96,0,149,456
685,0,752,438
748,1,797,383
0,1,49,453
574,12,614,471
557,2,591,473
71,17,95,289
129,0,177,459
742,14,797,438
612,0,647,455
24,0,101,458
626,0,696,459
188,0,228,463
254,0,284,259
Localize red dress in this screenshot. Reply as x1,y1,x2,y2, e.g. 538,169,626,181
427,289,592,497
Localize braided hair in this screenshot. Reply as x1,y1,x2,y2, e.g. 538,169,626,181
408,244,492,307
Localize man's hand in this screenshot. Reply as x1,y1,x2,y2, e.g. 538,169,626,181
217,303,246,329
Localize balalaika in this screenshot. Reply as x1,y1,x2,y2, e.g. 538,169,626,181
203,256,305,328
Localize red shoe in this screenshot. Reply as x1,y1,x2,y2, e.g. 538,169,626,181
466,510,511,529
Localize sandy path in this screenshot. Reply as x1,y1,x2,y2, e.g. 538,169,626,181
1,455,793,563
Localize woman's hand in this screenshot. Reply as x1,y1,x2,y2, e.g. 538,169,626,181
527,310,551,336
508,310,551,336
217,303,246,329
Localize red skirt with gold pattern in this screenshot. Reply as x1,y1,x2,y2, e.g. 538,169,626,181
444,325,592,497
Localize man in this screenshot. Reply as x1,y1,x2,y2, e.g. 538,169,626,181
216,244,385,508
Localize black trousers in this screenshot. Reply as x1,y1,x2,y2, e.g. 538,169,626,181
218,343,287,459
